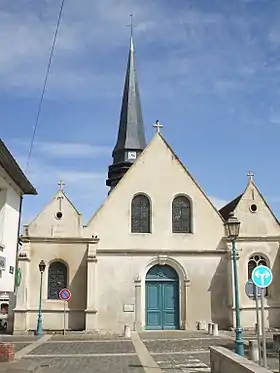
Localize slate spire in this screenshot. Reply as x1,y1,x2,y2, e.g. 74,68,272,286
106,34,146,190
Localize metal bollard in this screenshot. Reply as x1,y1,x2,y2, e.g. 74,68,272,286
212,323,219,337
273,333,280,352
123,324,131,338
208,322,213,335
249,340,259,363
197,321,203,330
202,321,207,331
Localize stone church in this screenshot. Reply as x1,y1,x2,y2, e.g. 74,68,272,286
14,36,280,334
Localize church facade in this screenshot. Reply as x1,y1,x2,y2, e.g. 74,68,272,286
13,36,280,334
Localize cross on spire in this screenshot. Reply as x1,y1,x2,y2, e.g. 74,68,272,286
153,120,163,133
247,171,254,182
58,180,65,191
126,14,136,38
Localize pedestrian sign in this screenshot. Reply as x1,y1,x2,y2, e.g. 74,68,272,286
251,265,273,289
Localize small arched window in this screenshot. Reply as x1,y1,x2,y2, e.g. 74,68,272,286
172,195,192,233
131,194,151,233
248,254,269,297
48,261,68,300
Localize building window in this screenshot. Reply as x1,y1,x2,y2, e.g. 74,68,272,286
248,254,268,297
47,261,68,300
131,194,151,233
172,195,192,233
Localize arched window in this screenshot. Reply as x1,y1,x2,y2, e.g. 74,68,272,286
248,254,268,296
172,195,192,233
131,194,151,233
47,261,68,300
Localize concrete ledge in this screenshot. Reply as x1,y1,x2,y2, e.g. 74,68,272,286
210,346,271,373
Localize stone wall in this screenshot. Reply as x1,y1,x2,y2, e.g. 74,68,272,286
210,346,271,373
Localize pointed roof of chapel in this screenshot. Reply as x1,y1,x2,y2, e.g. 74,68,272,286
219,172,279,225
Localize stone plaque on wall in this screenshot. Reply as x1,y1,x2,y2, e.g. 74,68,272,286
123,304,134,312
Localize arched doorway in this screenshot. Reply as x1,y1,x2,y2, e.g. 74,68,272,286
145,265,179,330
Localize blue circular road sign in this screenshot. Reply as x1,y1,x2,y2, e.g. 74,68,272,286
251,265,273,289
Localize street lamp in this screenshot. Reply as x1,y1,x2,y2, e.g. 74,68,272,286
35,260,46,336
224,212,244,356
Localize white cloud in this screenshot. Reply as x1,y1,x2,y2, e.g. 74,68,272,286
0,0,268,98
34,141,111,158
9,139,110,159
210,196,228,210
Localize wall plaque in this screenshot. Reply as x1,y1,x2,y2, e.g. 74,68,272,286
123,304,134,312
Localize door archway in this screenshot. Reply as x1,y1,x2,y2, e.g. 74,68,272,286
145,265,179,330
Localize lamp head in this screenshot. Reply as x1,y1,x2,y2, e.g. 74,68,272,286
38,260,46,273
224,212,241,240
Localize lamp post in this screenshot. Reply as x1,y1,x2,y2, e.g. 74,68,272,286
224,212,244,356
35,260,46,336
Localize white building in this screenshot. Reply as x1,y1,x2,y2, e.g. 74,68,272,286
0,139,37,295
13,37,280,334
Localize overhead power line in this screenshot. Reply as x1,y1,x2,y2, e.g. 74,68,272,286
25,0,66,173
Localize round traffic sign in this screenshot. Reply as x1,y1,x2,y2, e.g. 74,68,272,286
251,265,273,289
245,279,262,300
59,288,71,301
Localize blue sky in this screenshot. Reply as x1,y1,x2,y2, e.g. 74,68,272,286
1,0,280,225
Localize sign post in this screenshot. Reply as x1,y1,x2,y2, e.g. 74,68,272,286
59,288,71,335
254,284,261,365
251,265,273,368
245,279,262,364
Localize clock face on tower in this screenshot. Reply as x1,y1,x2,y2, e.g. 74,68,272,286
128,151,137,160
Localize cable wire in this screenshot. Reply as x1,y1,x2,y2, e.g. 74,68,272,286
25,0,65,173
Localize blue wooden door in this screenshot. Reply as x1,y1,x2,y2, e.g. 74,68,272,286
146,265,179,330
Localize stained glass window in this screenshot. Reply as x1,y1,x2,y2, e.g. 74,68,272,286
248,254,268,296
47,261,68,300
172,196,191,233
131,194,151,233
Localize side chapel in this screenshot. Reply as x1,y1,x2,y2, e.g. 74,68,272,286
14,35,280,333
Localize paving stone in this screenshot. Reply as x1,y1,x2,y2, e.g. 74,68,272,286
50,333,128,341
3,356,145,373
144,338,235,353
28,341,135,355
14,343,32,352
139,331,210,340
153,353,210,372
0,335,40,342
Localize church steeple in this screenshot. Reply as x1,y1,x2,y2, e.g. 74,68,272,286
106,30,146,190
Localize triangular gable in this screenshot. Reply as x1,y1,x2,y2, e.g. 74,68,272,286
220,178,280,236
26,189,82,237
86,133,224,226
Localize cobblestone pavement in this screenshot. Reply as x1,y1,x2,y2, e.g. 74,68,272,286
11,355,145,373
2,330,279,373
28,340,136,355
0,333,145,373
50,333,128,341
0,334,40,342
153,353,210,373
140,331,235,372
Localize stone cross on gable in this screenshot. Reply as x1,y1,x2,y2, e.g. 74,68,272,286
153,120,163,133
247,171,254,182
58,180,65,191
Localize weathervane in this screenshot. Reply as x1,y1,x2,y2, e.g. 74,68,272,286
126,14,136,37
